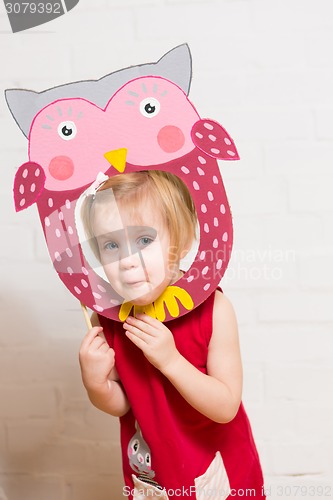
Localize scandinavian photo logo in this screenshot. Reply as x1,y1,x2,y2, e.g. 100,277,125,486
4,0,80,33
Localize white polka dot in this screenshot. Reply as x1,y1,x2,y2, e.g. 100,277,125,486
74,286,81,294
81,279,88,288
181,166,190,174
35,168,40,177
22,169,28,179
204,122,214,131
208,134,216,142
110,299,121,306
93,292,102,299
67,267,73,275
216,259,223,270
197,167,205,176
55,229,61,238
208,191,214,201
68,226,73,235
213,176,219,184
204,283,211,291
187,275,194,283
65,199,71,209
195,132,203,139
198,156,206,165
97,284,106,293
82,267,89,275
94,305,104,312
19,198,25,207
227,150,236,157
19,184,24,194
211,148,220,155
224,138,232,146
202,266,209,276
214,217,219,227
213,239,218,248
48,197,53,208
54,251,61,262
222,232,228,242
193,181,200,191
45,217,50,227
30,183,36,193
220,204,226,214
58,211,64,221
201,204,207,214
66,248,73,257
200,251,206,260
204,223,209,233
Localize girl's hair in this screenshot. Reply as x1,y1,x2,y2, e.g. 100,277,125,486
81,170,197,261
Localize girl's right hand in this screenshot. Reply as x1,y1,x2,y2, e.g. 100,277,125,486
79,326,115,390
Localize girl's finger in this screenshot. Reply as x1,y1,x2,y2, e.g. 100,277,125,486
80,326,104,350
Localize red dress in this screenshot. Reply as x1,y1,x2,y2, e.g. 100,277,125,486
98,290,265,499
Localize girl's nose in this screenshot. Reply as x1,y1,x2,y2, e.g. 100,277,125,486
119,249,140,269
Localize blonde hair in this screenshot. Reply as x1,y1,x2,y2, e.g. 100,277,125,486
81,170,197,262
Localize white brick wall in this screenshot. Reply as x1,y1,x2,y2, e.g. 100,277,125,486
1,0,333,498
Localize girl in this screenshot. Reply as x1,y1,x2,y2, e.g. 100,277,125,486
79,170,265,499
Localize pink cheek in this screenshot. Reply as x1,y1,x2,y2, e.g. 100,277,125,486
48,156,74,180
157,125,185,153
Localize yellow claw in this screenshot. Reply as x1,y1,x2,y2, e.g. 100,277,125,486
154,286,194,322
118,286,194,322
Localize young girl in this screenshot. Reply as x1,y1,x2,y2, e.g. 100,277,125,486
79,170,265,499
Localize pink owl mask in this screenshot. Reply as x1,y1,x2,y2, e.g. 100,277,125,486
6,44,239,323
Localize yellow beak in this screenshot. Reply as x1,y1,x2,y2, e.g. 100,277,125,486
104,148,127,173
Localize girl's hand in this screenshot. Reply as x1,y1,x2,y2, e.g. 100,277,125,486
123,314,180,373
79,326,115,390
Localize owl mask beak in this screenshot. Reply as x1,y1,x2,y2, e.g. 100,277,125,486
104,148,127,173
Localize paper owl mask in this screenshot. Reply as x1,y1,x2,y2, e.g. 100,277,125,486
6,44,239,322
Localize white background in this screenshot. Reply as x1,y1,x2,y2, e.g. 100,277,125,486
0,0,333,499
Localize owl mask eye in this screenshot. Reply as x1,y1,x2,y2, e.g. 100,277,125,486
57,121,77,141
139,97,160,118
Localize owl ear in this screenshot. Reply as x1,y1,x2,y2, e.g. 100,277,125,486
155,44,192,95
5,89,39,138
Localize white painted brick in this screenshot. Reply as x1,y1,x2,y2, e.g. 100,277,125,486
0,476,65,500
289,176,333,212
226,178,287,216
70,476,124,500
259,291,333,323
299,252,333,289
314,108,333,139
268,440,329,476
263,215,323,251
6,418,59,454
265,362,332,403
0,225,35,260
136,3,252,40
305,32,333,67
265,143,333,176
0,385,58,418
242,364,264,404
227,108,311,142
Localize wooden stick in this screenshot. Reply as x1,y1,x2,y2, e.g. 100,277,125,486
80,302,92,329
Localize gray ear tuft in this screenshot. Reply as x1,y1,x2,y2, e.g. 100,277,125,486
155,44,192,94
5,89,40,138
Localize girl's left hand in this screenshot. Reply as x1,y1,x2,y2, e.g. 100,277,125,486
123,314,180,373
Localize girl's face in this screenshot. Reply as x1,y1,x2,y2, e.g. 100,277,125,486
91,196,181,306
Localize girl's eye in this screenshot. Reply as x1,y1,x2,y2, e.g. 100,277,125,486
57,121,77,141
139,97,160,118
137,236,154,248
105,241,118,251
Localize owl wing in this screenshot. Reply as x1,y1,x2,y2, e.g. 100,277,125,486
191,119,240,160
13,162,46,212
